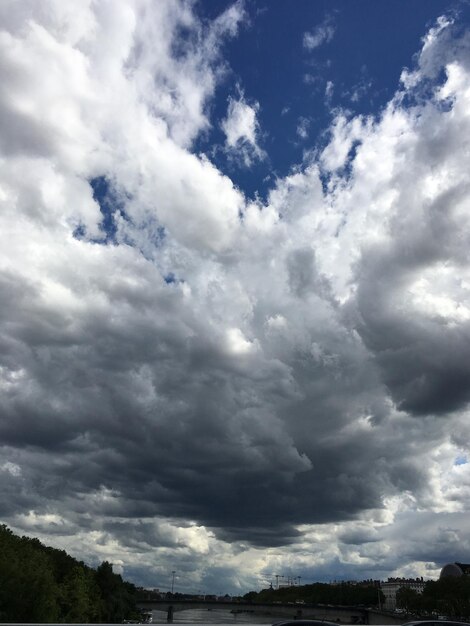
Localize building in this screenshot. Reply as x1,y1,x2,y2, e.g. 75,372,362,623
380,577,425,611
440,562,470,578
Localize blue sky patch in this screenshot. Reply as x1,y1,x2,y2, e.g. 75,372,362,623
89,176,120,242
195,0,468,200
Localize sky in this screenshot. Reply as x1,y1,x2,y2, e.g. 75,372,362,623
2,0,470,596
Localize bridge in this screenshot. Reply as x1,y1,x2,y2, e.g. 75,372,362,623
137,599,404,624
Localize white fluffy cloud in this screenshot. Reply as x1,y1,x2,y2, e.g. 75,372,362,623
221,90,266,167
1,1,470,595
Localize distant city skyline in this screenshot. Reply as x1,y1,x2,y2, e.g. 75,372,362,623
1,0,470,595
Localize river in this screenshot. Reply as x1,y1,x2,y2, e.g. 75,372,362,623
150,608,289,624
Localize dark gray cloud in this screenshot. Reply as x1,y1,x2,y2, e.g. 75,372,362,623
354,184,470,415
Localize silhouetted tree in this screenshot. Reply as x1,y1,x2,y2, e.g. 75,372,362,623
0,525,138,623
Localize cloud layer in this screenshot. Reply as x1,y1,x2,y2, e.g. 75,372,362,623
1,0,470,594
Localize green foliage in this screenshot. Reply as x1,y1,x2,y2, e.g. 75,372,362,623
387,578,470,619
96,561,138,623
396,587,420,612
0,524,138,623
421,577,470,619
59,565,96,623
243,581,383,607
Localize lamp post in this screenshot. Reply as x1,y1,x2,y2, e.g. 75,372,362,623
171,571,176,594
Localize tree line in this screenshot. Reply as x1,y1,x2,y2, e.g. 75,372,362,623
243,581,384,606
244,577,470,619
396,577,470,619
0,524,139,623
